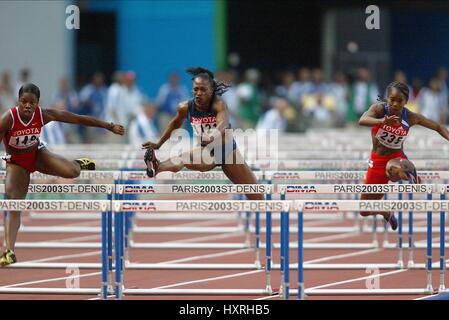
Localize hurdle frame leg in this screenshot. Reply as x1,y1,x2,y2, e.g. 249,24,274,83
283,206,290,300
2,211,6,249
245,211,251,247
298,207,305,300
372,214,378,248
265,191,273,294
279,192,286,297
255,211,261,269
425,192,433,293
397,191,404,268
408,193,414,268
439,191,446,292
383,193,389,247
114,206,122,299
101,207,108,299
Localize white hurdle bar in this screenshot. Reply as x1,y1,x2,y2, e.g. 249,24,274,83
0,200,110,298
2,159,449,170
1,184,115,251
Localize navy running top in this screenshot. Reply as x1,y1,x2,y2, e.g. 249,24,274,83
188,99,232,143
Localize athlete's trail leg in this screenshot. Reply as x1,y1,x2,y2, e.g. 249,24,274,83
4,164,30,250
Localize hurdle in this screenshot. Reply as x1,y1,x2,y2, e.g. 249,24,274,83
289,199,448,300
0,200,110,298
112,199,289,299
1,184,115,253
116,184,272,269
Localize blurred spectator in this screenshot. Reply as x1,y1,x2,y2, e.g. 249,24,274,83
79,72,107,119
411,77,423,100
236,68,262,129
328,71,349,127
53,77,80,113
310,68,328,94
120,71,144,128
435,67,449,122
303,93,335,128
0,71,15,112
215,70,239,127
288,67,313,109
52,77,80,142
78,72,108,142
256,97,290,132
436,67,448,99
15,68,30,99
156,72,189,130
41,100,66,145
419,78,445,124
128,100,159,147
105,71,125,124
347,67,379,122
274,71,295,99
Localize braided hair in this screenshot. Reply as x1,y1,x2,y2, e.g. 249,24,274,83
377,81,409,103
19,83,40,101
186,67,231,96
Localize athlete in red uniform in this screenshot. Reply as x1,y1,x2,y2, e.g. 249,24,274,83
0,83,125,266
359,81,449,229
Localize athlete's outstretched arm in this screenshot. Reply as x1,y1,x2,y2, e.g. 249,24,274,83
359,103,400,127
42,109,125,135
142,102,188,149
412,112,449,141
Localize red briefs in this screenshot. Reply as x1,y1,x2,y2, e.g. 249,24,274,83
3,149,38,173
365,150,407,184
2,142,46,173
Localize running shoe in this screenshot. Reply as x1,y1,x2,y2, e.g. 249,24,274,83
0,249,17,267
144,148,159,178
75,158,96,170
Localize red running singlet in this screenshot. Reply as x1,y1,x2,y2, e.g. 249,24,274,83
2,106,45,172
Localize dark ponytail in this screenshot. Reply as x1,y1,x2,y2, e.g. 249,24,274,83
186,67,231,96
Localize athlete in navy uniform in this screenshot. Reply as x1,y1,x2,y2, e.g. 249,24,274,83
143,67,263,201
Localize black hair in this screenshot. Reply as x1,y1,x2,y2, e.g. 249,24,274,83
377,81,409,103
18,83,40,102
186,67,231,96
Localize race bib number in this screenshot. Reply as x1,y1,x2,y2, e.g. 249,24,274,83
9,135,39,149
191,116,217,138
375,127,405,149
192,123,217,137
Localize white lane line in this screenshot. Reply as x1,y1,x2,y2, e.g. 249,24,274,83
164,232,242,244
40,234,101,243
157,249,252,264
254,269,407,300
0,271,102,288
305,248,381,264
306,269,408,290
23,250,101,263
305,232,361,243
88,269,266,300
